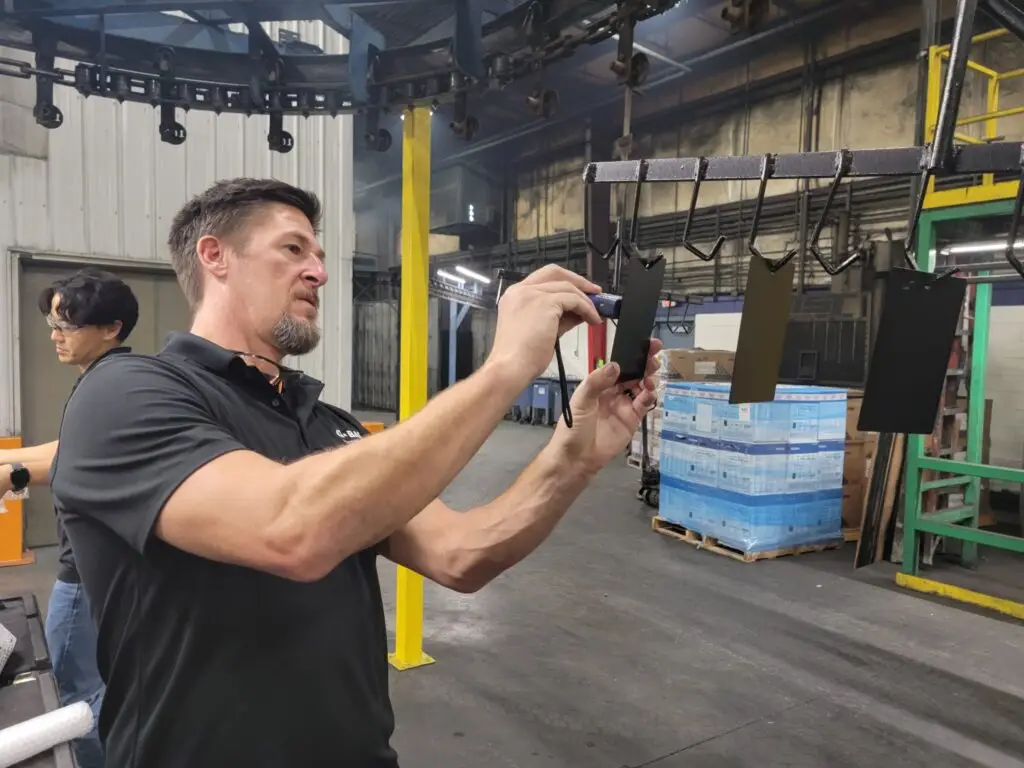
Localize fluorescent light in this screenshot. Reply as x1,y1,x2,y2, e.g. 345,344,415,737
436,269,465,285
941,239,1023,256
455,265,491,284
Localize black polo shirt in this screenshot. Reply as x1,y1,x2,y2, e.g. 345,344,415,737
54,345,132,585
50,332,397,768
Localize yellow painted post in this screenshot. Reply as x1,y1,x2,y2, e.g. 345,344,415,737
389,106,436,672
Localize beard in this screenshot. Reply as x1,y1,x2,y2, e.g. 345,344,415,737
272,313,321,357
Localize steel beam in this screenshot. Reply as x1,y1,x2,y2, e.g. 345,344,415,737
583,142,1024,184
0,0,424,16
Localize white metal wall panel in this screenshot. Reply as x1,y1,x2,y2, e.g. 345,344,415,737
0,21,354,434
694,313,742,351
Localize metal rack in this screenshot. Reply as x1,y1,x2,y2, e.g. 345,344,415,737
577,0,1024,610
898,201,1024,617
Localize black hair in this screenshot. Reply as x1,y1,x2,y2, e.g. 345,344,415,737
37,268,140,342
167,178,323,309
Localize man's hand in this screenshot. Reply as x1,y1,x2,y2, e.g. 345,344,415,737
0,465,12,496
488,264,604,383
549,339,664,477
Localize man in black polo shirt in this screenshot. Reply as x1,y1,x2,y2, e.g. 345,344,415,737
1,268,138,768
50,178,661,767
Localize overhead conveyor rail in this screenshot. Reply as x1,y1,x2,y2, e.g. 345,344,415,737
0,0,678,152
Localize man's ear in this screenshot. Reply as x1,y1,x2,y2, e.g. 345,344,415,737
196,235,229,280
101,321,123,343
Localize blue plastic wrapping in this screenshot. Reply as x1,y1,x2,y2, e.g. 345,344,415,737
658,382,846,554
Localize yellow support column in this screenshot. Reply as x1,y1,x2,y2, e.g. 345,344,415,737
389,106,436,672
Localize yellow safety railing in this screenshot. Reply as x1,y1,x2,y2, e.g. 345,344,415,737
925,28,1024,208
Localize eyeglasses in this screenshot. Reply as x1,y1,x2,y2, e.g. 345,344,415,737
46,317,80,333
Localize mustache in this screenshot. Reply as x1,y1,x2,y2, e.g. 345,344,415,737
296,290,320,309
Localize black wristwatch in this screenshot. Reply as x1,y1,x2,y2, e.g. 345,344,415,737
7,463,29,493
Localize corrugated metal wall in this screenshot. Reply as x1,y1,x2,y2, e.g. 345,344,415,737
354,296,480,413
353,301,398,411
0,20,354,435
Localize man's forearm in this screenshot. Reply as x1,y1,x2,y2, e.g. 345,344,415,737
269,359,527,579
446,444,592,591
0,441,58,486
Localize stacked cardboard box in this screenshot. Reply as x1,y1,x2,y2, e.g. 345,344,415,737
842,390,878,531
629,349,736,467
658,382,847,554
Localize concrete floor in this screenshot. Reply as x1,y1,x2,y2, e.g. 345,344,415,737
4,421,1024,767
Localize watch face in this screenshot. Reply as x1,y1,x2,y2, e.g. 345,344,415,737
10,466,29,491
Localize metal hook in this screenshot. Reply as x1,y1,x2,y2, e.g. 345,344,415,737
747,154,798,272
620,159,649,262
806,149,866,276
583,162,620,262
680,158,725,262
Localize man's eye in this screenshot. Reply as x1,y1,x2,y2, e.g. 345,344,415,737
287,244,302,255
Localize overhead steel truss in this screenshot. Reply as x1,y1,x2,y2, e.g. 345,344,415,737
0,0,675,152
581,0,1024,286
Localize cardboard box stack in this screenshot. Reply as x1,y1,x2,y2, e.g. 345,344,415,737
629,349,736,468
842,390,877,531
658,382,847,554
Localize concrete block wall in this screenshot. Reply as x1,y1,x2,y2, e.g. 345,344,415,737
985,306,1024,472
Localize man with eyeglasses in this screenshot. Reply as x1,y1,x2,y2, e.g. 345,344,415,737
0,267,139,768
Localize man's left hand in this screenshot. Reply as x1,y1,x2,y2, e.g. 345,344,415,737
551,339,664,477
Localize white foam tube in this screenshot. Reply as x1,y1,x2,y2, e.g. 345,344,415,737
0,701,94,768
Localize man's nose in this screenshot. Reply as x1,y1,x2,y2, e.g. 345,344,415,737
305,259,328,287
50,328,61,341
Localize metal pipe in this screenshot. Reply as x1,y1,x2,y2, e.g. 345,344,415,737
982,0,1024,43
938,259,1018,271
961,272,1022,282
930,0,979,172
910,0,940,210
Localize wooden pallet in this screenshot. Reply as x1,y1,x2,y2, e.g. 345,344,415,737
651,516,842,563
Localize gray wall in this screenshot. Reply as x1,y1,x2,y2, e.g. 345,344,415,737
0,19,356,441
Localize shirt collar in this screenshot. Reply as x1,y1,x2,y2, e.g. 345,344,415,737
81,345,131,375
161,332,326,417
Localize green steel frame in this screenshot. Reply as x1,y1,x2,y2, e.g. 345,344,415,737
903,200,1024,576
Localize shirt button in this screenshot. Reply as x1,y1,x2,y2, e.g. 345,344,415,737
272,398,281,407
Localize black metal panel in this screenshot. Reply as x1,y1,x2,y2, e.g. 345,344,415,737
779,317,869,388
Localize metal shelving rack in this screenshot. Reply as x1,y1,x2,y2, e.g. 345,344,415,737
899,200,1024,614
895,20,1024,616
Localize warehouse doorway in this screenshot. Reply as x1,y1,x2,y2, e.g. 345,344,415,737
17,259,191,548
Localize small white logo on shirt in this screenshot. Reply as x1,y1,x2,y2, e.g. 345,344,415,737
336,428,362,440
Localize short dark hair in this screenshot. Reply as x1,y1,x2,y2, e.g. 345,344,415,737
167,178,322,309
37,268,139,342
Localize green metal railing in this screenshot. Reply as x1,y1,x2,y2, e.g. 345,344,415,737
902,200,1024,576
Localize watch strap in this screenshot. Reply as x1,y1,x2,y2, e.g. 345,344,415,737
8,462,30,493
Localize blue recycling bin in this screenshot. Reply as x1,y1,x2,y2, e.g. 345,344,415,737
530,379,555,425
510,385,532,422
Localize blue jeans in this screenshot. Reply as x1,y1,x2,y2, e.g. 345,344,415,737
44,579,105,768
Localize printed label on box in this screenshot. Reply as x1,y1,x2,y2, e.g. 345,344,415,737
696,402,713,434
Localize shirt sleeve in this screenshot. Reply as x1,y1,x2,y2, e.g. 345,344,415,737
51,355,246,555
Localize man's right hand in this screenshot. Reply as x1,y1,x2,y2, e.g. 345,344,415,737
488,264,604,383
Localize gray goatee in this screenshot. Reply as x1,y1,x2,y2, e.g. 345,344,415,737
272,314,321,356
